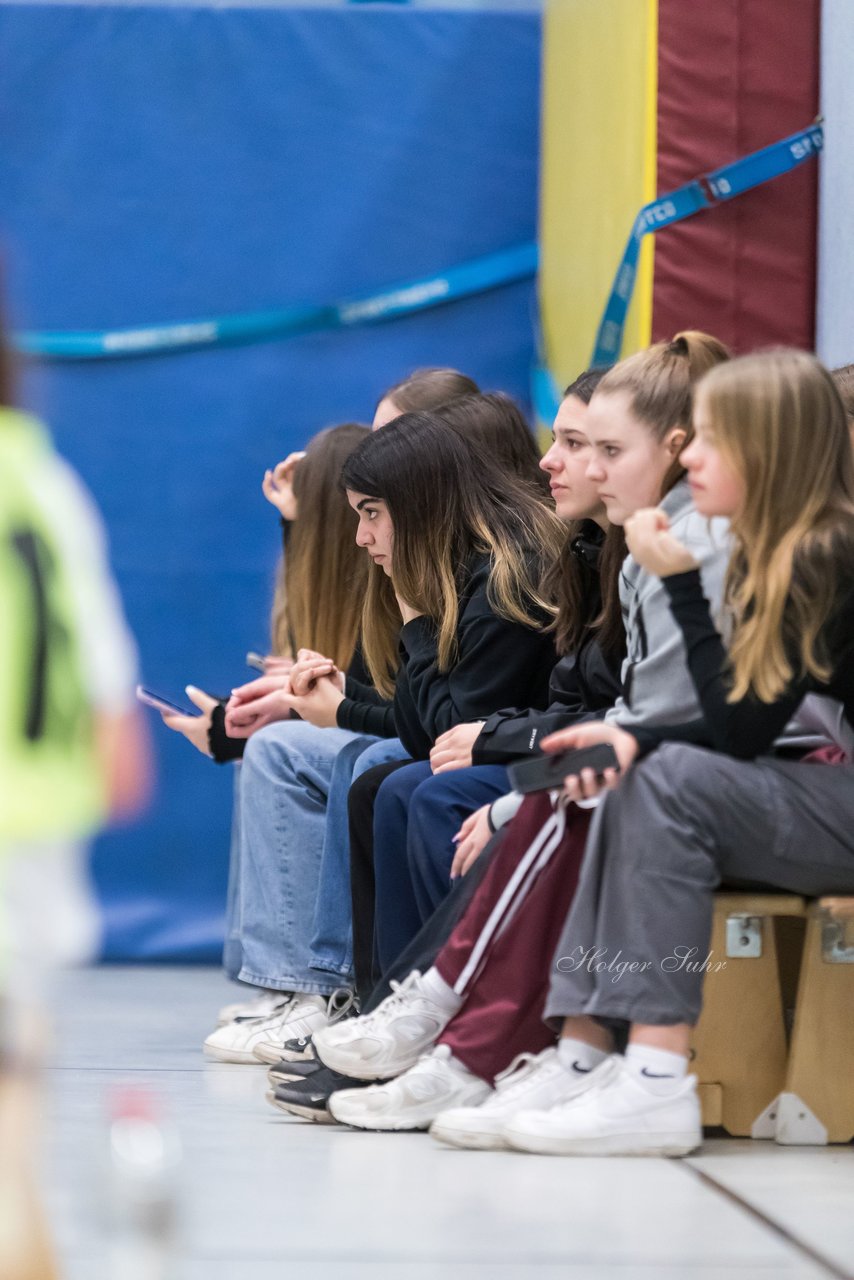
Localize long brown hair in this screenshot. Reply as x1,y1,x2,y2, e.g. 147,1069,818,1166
271,423,370,668
427,392,550,496
597,330,732,495
379,367,479,416
697,351,854,702
341,413,564,695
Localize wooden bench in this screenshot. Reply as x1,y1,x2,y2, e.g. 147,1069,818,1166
777,897,854,1144
691,893,806,1137
691,894,854,1144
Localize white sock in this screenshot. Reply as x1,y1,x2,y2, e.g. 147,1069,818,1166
625,1043,688,1092
419,968,464,1016
557,1036,610,1076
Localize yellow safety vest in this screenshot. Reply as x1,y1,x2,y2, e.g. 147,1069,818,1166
0,409,106,842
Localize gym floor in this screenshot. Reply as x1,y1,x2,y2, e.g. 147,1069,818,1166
44,967,854,1280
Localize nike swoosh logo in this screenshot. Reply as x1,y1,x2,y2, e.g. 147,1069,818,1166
571,1061,591,1074
640,1066,674,1079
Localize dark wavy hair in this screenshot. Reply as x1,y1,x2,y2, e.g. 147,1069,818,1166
341,413,564,694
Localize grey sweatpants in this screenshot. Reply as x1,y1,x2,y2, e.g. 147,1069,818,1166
544,744,854,1028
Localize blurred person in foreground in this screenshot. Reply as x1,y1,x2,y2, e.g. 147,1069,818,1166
0,303,150,1001
0,295,149,1280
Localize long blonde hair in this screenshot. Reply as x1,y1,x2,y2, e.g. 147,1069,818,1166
271,423,370,668
697,351,854,702
341,410,563,696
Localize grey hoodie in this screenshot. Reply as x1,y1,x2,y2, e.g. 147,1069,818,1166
490,482,729,830
489,482,838,830
605,479,729,730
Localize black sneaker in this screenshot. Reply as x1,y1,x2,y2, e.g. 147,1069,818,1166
267,1056,325,1087
266,1064,376,1123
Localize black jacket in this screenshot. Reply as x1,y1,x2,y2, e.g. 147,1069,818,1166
471,638,621,765
389,553,557,761
471,522,623,765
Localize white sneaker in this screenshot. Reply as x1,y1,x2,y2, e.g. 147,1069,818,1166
430,1047,596,1151
503,1055,702,1157
252,993,351,1065
216,989,289,1027
328,1045,490,1131
204,994,327,1065
313,971,452,1080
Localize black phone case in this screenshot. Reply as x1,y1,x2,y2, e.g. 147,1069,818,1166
507,742,619,794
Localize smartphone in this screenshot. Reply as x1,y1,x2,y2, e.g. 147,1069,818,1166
246,651,267,672
136,685,195,716
507,742,620,795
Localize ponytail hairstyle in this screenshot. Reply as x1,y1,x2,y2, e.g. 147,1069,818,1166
696,350,854,703
427,392,550,496
545,368,626,661
270,422,370,668
596,330,732,497
377,367,480,418
341,414,564,696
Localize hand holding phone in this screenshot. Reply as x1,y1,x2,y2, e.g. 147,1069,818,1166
142,685,219,758
136,685,195,717
508,743,620,795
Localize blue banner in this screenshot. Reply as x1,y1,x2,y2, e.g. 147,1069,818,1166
589,122,823,368
15,243,539,362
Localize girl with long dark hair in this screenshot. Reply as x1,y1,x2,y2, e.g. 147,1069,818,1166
205,395,561,1064
312,332,738,1133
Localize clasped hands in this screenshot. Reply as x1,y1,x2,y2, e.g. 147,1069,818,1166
624,506,699,578
226,647,345,736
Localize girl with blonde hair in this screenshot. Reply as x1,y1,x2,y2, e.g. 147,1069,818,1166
503,349,854,1158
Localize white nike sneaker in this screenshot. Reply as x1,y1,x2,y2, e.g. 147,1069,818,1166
328,1045,490,1131
503,1054,702,1157
313,971,453,1080
216,989,289,1027
430,1046,597,1151
204,994,327,1065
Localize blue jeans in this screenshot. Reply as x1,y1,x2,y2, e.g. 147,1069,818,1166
307,735,410,980
224,719,406,993
372,762,511,973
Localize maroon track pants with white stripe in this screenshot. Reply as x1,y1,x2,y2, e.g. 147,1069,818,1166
433,791,593,1083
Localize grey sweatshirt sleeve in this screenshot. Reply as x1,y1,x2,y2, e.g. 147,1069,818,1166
488,790,525,832
605,509,730,730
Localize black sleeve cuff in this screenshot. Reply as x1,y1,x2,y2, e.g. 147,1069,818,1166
208,702,246,764
662,568,705,603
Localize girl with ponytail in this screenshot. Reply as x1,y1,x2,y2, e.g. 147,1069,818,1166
505,350,854,1159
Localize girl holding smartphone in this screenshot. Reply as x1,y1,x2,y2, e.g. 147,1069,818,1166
506,350,854,1157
